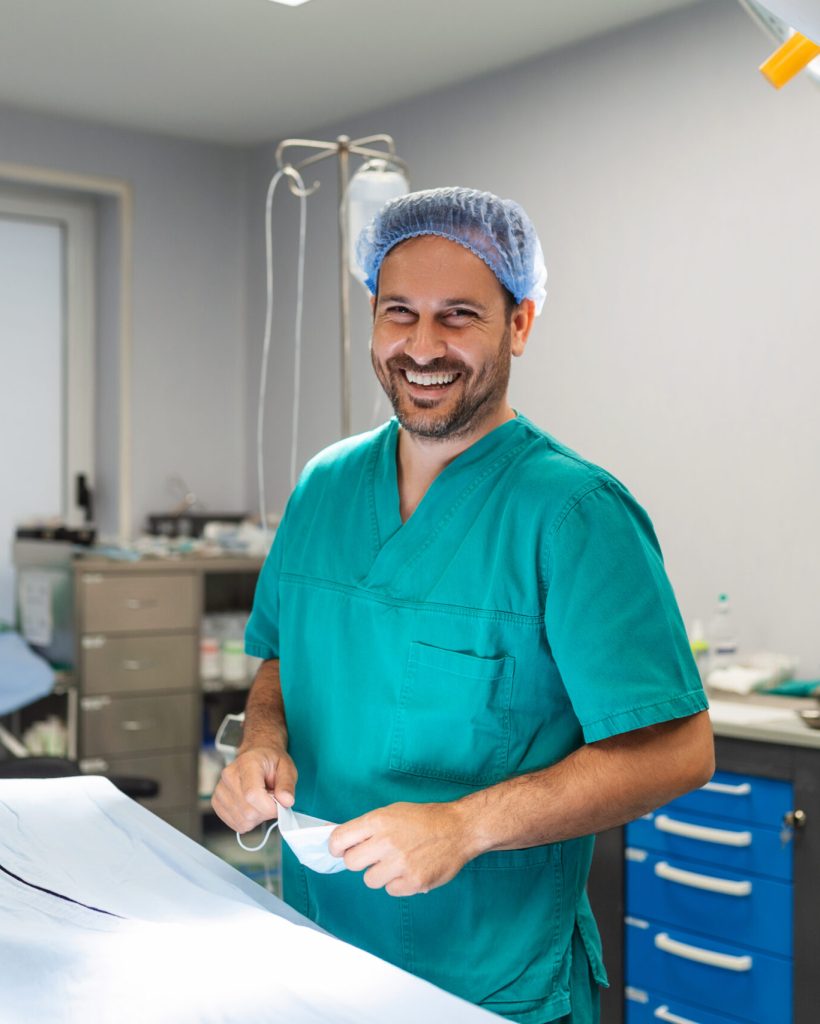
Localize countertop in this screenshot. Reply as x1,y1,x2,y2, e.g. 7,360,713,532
706,688,820,749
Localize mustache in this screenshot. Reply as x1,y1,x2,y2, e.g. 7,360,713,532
386,356,468,376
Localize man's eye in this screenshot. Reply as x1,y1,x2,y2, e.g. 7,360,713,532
445,308,476,321
386,306,413,317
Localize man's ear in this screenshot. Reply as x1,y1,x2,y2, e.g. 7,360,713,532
511,299,536,357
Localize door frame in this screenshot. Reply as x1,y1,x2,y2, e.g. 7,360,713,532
0,162,134,539
0,187,95,526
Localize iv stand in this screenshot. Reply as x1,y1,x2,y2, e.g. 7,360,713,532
275,134,409,439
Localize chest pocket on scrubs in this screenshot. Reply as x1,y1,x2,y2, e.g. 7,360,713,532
389,642,515,788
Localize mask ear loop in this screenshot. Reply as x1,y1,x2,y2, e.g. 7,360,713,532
236,818,280,852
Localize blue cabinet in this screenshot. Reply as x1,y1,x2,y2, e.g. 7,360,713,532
624,771,793,1024
626,984,769,1024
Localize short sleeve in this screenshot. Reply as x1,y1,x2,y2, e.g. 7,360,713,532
244,515,287,661
545,480,708,743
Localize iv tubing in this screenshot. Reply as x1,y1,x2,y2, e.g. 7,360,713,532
257,166,308,541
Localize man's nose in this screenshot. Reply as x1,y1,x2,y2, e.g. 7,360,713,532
404,317,446,365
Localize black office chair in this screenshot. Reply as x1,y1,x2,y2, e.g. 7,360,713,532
0,749,160,798
0,753,160,799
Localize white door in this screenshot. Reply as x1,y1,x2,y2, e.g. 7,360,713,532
0,189,95,625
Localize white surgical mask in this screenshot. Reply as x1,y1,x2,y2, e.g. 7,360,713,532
236,801,346,874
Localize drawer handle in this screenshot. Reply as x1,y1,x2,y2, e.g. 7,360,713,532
122,659,157,672
654,860,752,897
701,780,752,796
79,758,110,773
654,814,752,847
81,696,112,712
654,932,752,972
121,719,155,732
655,1005,702,1024
124,598,158,610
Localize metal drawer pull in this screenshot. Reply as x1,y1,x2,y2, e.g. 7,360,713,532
81,696,112,712
654,932,753,972
654,860,752,896
625,986,649,1004
702,780,751,796
121,719,155,732
79,758,110,773
655,1005,701,1024
124,598,158,610
654,814,752,847
122,659,157,672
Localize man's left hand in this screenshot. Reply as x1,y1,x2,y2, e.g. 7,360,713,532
328,801,474,897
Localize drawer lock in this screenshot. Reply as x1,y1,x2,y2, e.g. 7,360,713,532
781,808,807,845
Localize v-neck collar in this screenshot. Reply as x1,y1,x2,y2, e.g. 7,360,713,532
365,414,528,590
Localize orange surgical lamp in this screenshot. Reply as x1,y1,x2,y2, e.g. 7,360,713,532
739,0,820,88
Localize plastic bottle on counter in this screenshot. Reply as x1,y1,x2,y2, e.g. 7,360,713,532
708,593,738,672
221,616,248,685
200,618,222,682
688,619,709,680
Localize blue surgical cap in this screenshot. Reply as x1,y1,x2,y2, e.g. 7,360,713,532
356,186,547,316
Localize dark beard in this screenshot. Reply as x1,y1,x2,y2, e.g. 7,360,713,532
372,328,512,441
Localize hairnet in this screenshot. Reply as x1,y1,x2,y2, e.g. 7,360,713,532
356,186,547,316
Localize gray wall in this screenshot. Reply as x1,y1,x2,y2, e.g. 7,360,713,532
244,0,820,674
0,104,248,536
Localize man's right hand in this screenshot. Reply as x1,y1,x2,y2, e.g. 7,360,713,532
210,746,298,835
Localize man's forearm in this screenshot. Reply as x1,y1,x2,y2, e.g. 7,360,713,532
455,711,714,859
239,658,289,753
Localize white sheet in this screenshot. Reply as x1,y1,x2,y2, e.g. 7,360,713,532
0,776,498,1023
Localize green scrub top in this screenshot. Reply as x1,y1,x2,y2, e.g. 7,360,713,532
245,414,707,1024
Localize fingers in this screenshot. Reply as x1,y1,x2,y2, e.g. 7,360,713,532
335,802,462,898
328,815,374,858
271,754,297,808
211,748,296,834
341,836,386,873
386,877,427,898
362,859,398,891
237,756,279,820
365,862,428,897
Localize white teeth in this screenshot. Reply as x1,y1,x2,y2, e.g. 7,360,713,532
405,370,457,386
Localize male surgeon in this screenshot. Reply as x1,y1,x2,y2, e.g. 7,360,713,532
212,187,714,1024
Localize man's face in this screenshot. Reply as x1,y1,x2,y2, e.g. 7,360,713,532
370,235,521,441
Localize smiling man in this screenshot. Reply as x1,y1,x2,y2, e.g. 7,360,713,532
212,187,713,1024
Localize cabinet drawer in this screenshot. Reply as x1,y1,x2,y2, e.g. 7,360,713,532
626,809,791,882
80,692,198,756
82,633,197,695
78,750,197,810
80,573,198,633
668,771,793,830
626,919,791,1024
626,848,791,957
626,984,762,1024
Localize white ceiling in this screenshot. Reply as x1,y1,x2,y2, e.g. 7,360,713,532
0,0,705,146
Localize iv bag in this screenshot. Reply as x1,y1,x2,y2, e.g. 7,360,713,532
346,160,410,285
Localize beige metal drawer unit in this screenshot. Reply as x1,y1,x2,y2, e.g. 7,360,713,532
82,573,198,634
76,566,200,837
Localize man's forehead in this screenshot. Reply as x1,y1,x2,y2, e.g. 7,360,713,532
378,235,506,303
377,292,492,313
